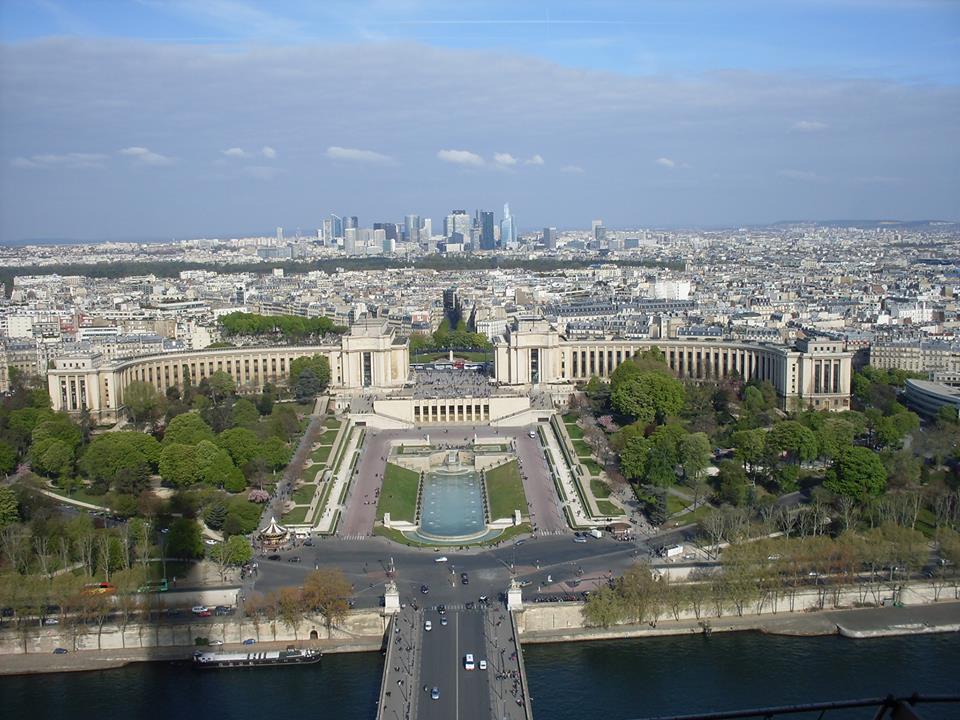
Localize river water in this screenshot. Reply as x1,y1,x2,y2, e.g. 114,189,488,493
2,633,958,719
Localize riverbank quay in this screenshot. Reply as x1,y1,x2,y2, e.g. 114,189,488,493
0,636,383,677
517,599,960,645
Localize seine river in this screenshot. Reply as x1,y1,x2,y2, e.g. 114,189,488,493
3,633,958,720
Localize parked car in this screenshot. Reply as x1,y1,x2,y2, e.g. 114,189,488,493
420,584,429,594
242,638,256,645
573,536,587,544
424,620,432,631
479,659,487,670
267,554,281,561
208,639,224,646
430,687,440,701
464,653,475,670
44,618,59,625
52,647,68,654
191,606,209,615
287,556,301,563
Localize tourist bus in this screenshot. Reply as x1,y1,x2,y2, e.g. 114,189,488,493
137,579,169,593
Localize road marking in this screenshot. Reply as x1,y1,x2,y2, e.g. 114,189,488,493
455,611,460,720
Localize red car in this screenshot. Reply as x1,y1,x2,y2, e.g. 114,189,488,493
198,610,212,617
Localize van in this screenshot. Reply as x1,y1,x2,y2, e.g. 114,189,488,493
464,653,475,670
588,528,602,539
528,430,537,438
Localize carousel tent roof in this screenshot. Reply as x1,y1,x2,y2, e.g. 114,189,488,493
260,516,288,539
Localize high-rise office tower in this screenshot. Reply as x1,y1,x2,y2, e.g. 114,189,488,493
543,227,557,249
321,218,333,244
499,203,517,246
276,227,284,245
421,218,433,249
592,219,606,248
330,214,343,239
444,210,469,240
373,223,399,241
344,216,359,231
343,228,358,256
479,210,495,250
404,214,420,244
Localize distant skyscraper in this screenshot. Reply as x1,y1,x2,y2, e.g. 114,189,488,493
276,226,284,245
343,228,358,256
373,222,399,241
499,203,517,246
479,210,495,250
592,219,606,248
321,218,333,244
404,214,420,243
444,210,469,241
421,218,433,249
543,227,557,250
330,214,343,239
344,216,358,230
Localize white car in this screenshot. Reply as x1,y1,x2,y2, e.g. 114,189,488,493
479,659,487,670
204,539,218,546
464,653,475,670
434,556,448,563
191,605,208,614
424,620,432,631
208,639,224,646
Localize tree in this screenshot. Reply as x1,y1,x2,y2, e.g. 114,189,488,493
230,398,259,428
205,371,236,407
79,431,161,493
302,568,352,636
765,421,817,466
732,429,766,479
0,487,19,528
165,518,203,559
678,432,711,485
159,443,201,488
217,427,263,468
162,412,215,446
716,460,749,506
277,586,306,639
257,436,292,471
209,535,253,581
123,381,166,427
195,440,244,490
34,439,74,479
824,446,887,502
0,441,18,476
289,355,331,398
611,372,685,424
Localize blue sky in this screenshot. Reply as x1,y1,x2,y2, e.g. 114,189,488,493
0,0,958,241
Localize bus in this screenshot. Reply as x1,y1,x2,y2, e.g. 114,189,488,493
137,579,169,593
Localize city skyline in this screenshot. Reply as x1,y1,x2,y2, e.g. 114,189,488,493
0,1,958,242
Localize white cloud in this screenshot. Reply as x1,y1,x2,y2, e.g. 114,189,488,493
560,164,584,174
656,157,676,168
10,152,107,169
778,169,823,181
119,146,174,166
526,154,545,165
792,120,828,132
493,152,518,166
261,146,276,159
325,146,393,164
437,149,485,167
222,147,249,158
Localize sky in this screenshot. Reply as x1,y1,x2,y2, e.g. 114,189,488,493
0,0,958,242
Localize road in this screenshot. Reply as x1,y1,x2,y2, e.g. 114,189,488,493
417,609,489,720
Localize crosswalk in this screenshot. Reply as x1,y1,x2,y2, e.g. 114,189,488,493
533,529,568,536
338,533,372,541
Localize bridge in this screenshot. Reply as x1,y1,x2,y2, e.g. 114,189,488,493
377,582,532,720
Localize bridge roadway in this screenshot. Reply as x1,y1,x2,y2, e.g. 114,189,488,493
378,602,531,720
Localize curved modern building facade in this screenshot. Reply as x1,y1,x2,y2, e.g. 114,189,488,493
494,320,853,411
49,320,409,423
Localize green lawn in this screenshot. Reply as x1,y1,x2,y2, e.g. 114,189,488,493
323,417,342,430
485,460,528,521
564,423,585,440
580,458,603,476
318,429,339,444
376,463,420,522
303,464,327,483
572,438,592,456
293,484,317,504
282,506,309,524
53,484,112,509
590,478,611,499
681,503,716,526
562,413,579,424
311,445,332,464
666,495,688,515
594,499,621,516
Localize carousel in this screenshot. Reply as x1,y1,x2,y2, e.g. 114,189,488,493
258,516,290,550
